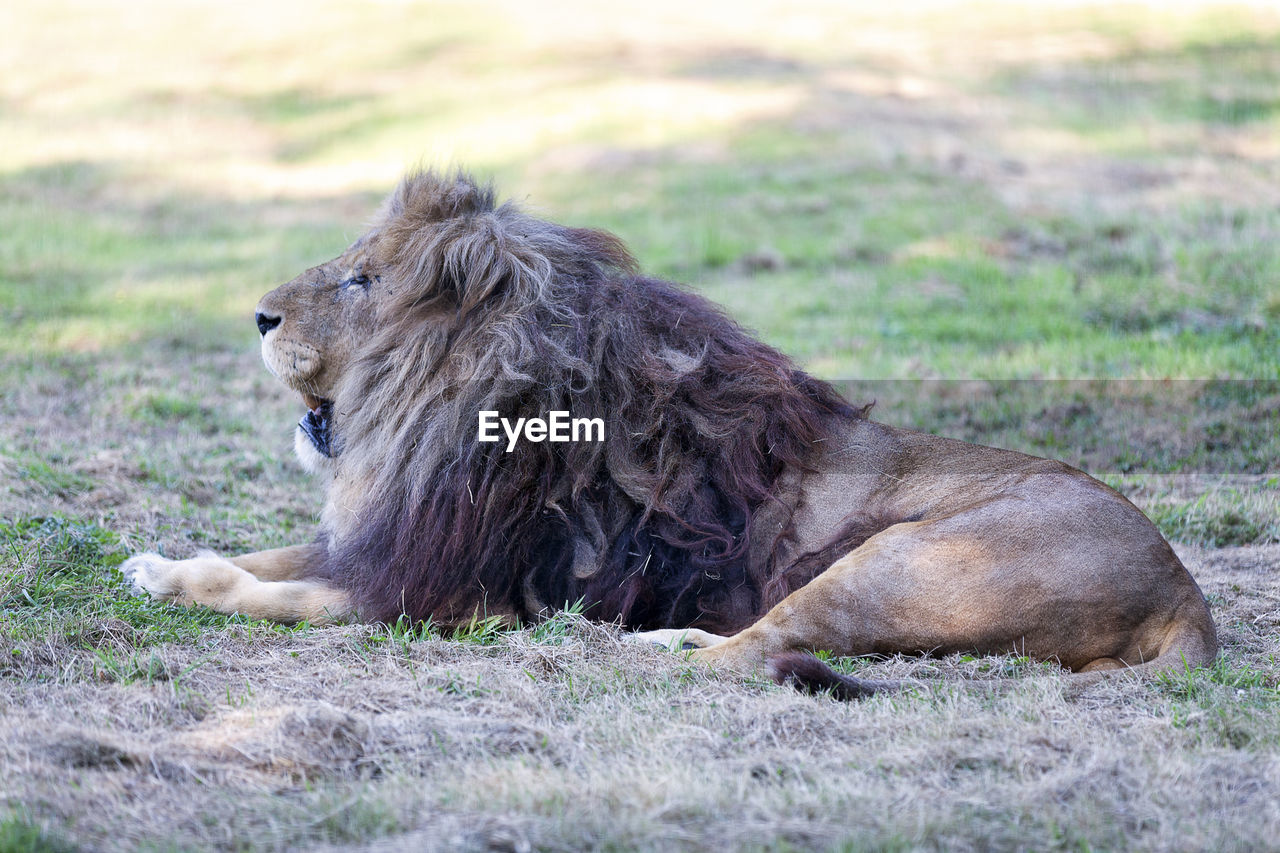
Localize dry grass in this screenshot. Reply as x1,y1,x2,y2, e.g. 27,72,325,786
4,560,1280,852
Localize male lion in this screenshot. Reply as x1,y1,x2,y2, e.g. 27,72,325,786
123,170,1217,693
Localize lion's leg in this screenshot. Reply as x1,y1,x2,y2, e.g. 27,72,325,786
227,544,321,581
121,552,351,625
684,537,913,673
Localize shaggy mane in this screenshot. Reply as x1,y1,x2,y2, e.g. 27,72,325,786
311,170,865,631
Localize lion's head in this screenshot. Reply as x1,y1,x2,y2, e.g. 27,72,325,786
255,234,381,468
255,171,862,630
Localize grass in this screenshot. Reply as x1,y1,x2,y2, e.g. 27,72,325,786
1147,487,1280,548
2,0,1279,850
0,814,76,853
0,517,307,657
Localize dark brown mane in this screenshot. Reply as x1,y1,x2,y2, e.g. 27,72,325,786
310,171,865,631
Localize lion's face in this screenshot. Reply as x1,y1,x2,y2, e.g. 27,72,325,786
255,235,385,468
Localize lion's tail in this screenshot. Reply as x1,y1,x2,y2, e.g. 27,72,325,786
766,653,899,700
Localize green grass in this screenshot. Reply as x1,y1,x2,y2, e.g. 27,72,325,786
1148,488,1280,547
640,161,1279,377
0,815,76,853
11,463,94,503
0,168,355,359
997,32,1280,136
0,517,307,651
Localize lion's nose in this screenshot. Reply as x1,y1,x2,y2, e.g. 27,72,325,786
255,312,282,336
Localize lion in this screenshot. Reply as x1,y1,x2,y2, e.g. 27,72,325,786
122,170,1217,695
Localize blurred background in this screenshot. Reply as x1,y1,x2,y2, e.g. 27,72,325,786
5,0,1278,376
1,0,1277,547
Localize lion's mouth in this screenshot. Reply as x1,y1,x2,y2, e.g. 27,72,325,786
299,394,335,458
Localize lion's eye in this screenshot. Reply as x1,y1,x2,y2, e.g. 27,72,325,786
343,274,371,290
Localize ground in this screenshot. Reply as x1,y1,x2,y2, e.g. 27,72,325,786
2,1,1279,850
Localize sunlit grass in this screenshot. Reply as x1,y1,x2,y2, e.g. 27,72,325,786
4,0,1279,374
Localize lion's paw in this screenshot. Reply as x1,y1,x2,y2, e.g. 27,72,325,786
628,629,682,649
120,552,182,600
627,628,713,652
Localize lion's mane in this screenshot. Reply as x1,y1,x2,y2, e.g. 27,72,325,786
309,171,865,631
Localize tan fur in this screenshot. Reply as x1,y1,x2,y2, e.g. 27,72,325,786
636,419,1218,678
123,172,1217,685
123,551,351,625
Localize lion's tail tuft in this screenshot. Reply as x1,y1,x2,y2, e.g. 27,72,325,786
767,652,893,701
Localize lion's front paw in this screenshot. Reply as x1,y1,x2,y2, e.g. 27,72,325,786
120,552,182,600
